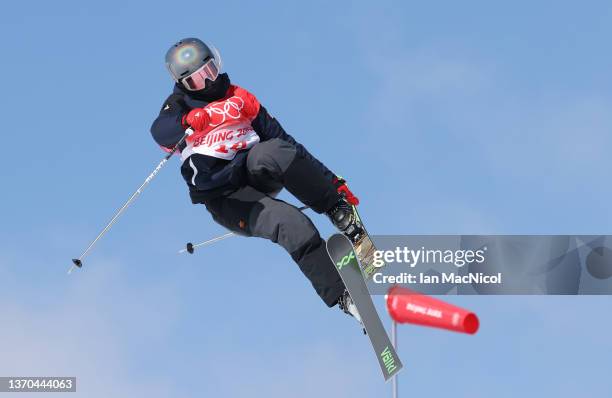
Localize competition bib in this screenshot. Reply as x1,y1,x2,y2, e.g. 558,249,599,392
179,93,261,162
181,124,260,161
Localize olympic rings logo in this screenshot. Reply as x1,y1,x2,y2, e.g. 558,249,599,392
206,96,245,127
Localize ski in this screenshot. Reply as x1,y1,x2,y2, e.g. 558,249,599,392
326,233,403,381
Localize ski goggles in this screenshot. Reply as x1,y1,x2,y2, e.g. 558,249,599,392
181,58,220,91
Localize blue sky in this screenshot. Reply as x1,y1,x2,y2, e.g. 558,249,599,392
1,1,611,397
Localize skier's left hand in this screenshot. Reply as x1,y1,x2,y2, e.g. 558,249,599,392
333,177,359,206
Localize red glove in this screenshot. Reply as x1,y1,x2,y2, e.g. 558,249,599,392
239,89,261,119
184,108,211,131
333,177,359,205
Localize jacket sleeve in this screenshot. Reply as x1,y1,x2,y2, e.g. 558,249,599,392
251,105,335,181
150,93,190,150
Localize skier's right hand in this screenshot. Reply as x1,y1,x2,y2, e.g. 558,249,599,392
184,108,211,131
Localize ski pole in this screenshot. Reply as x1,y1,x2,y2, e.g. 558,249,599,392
180,205,309,254
69,128,194,274
179,232,236,254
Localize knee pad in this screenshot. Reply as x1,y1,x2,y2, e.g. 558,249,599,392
246,139,297,177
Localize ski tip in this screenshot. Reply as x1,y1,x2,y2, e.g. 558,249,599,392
71,258,82,268
326,232,350,246
186,242,194,254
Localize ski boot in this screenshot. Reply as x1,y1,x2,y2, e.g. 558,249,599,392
326,198,364,243
338,289,366,334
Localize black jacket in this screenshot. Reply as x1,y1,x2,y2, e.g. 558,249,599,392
150,75,334,202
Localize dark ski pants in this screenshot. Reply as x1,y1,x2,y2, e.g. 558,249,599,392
203,139,345,306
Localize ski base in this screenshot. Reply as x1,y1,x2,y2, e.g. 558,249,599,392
327,233,403,381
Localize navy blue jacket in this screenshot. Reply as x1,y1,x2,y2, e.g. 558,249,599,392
150,75,334,203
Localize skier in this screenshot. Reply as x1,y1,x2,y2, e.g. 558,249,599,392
151,38,362,322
